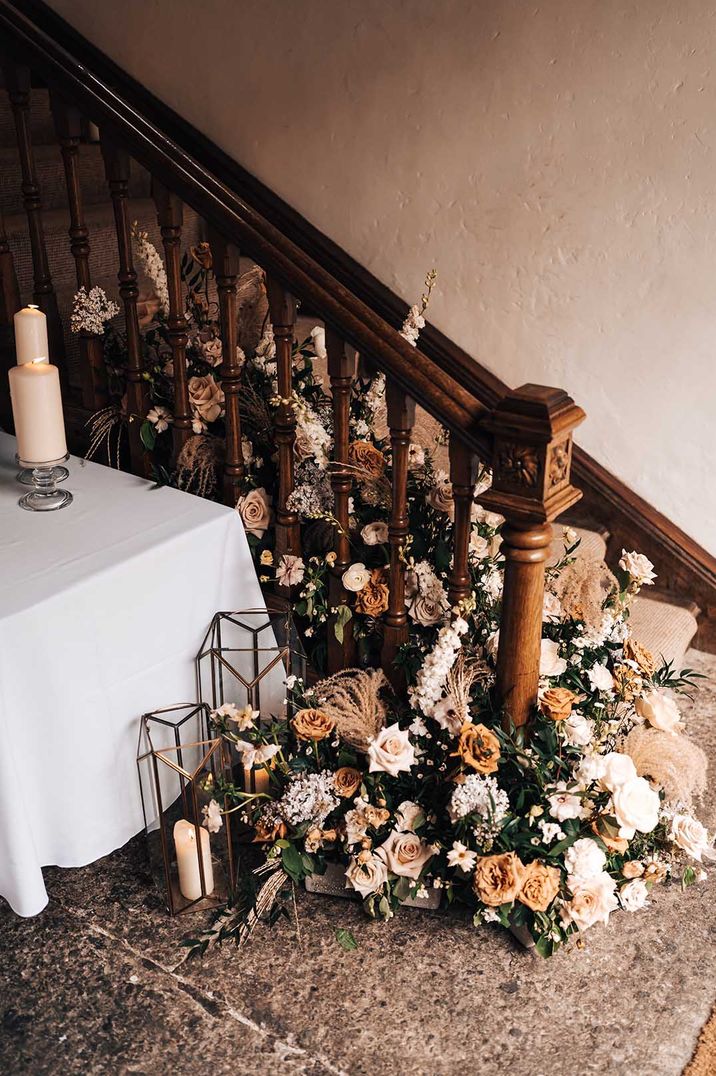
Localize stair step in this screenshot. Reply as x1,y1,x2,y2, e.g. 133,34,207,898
628,593,700,670
0,144,149,215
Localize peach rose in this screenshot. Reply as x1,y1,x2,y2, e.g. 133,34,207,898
291,708,336,742
188,374,225,422
355,568,389,617
473,851,526,907
236,487,273,538
334,767,362,798
455,723,501,775
518,861,561,912
378,831,434,881
348,441,385,478
539,687,578,722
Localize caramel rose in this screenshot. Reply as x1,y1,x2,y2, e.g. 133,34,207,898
612,664,643,703
190,241,213,270
623,638,656,678
539,687,578,722
348,440,386,478
290,708,336,742
334,766,363,798
355,568,390,617
455,722,501,775
473,851,527,907
517,861,561,912
188,374,225,423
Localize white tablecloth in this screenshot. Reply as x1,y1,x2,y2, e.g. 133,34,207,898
0,433,265,917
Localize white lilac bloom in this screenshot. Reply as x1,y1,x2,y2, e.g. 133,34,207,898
448,774,509,844
70,285,120,335
277,771,339,827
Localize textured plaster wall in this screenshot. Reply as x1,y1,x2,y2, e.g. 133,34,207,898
50,0,716,553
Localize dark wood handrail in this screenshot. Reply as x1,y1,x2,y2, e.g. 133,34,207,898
0,0,492,457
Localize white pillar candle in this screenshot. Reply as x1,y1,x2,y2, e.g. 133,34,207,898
173,819,214,901
14,305,49,365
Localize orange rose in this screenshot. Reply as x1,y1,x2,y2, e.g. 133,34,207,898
291,708,336,741
518,861,561,912
539,687,578,722
348,441,386,478
355,568,389,617
455,722,501,775
334,766,362,798
473,852,526,906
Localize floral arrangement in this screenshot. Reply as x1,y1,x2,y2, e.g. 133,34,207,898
75,235,713,955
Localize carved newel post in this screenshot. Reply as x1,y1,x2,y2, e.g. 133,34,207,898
478,385,585,730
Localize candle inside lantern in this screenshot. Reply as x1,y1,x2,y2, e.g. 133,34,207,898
8,307,67,463
243,763,271,795
173,819,214,901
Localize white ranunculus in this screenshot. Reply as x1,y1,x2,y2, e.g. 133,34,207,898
635,690,682,734
540,639,567,678
367,723,417,778
378,830,434,880
587,662,614,693
619,549,656,586
361,521,389,546
395,800,424,832
310,325,327,360
562,872,619,931
342,562,371,592
598,752,638,793
564,838,606,881
670,814,715,862
612,776,661,839
345,852,388,898
562,712,593,748
619,878,650,912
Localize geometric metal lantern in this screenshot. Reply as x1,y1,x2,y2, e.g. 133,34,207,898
136,703,235,915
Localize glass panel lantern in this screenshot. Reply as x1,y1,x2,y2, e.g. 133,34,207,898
137,703,235,915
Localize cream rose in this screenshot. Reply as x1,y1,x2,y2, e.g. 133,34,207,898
598,752,638,793
342,562,371,592
367,723,416,777
635,690,683,734
619,878,649,912
345,852,388,898
408,593,445,627
188,374,225,422
378,830,434,880
670,814,714,861
360,521,389,545
562,873,619,930
427,476,454,519
394,800,424,832
540,639,567,678
612,776,661,839
236,487,272,538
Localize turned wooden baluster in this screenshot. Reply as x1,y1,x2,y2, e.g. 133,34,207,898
266,276,301,559
51,95,108,410
381,378,416,688
3,62,65,376
208,228,244,505
447,437,478,607
0,208,20,428
101,134,149,477
326,326,356,672
478,384,585,730
153,180,192,466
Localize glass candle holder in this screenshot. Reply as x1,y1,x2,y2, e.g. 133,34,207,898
15,452,69,487
17,453,73,512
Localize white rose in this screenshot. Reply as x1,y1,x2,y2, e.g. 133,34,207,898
361,521,389,546
562,872,619,931
562,712,593,748
598,752,638,793
377,830,434,880
635,690,682,734
236,487,272,538
395,800,425,832
310,325,327,360
345,853,388,898
367,723,417,778
612,776,661,839
587,663,614,693
670,814,715,862
619,878,649,912
574,753,605,785
540,639,567,678
543,591,562,623
469,531,490,559
564,838,606,880
342,562,371,592
619,549,656,586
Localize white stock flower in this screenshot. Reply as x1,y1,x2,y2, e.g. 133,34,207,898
670,814,715,861
635,690,682,734
619,549,656,586
345,853,388,898
564,838,606,881
361,521,389,545
598,752,638,793
540,639,567,678
612,777,661,839
342,562,371,592
447,841,478,872
367,724,417,778
619,878,650,912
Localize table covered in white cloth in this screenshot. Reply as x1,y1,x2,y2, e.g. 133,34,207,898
0,432,265,917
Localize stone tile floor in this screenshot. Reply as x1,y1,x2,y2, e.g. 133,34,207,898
2,649,716,1076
